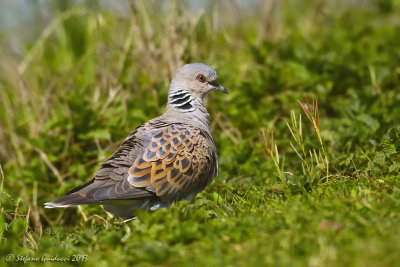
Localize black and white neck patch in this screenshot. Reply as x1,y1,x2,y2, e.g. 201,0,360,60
169,90,195,112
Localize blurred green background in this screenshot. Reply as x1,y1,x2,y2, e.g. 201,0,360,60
1,0,400,266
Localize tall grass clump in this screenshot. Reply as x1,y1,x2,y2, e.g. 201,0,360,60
261,97,330,191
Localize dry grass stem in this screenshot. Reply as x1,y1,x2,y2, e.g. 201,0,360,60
33,147,64,185
260,128,287,188
0,161,4,194
298,97,329,178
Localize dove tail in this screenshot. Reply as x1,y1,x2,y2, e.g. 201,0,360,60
44,193,98,208
44,179,98,208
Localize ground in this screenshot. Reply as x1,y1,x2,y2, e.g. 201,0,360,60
0,1,400,266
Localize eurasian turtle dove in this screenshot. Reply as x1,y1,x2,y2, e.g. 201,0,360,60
44,63,228,219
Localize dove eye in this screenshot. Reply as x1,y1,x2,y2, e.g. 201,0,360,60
197,74,206,83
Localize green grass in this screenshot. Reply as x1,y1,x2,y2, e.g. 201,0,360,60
1,0,400,266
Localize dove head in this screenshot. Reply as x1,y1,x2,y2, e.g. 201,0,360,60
168,63,227,113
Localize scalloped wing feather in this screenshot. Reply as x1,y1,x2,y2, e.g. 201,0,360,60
127,124,217,199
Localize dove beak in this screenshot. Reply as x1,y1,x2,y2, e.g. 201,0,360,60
209,81,229,94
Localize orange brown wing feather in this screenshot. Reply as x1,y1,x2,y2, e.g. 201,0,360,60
127,125,216,198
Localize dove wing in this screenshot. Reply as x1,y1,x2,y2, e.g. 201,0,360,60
128,124,218,200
